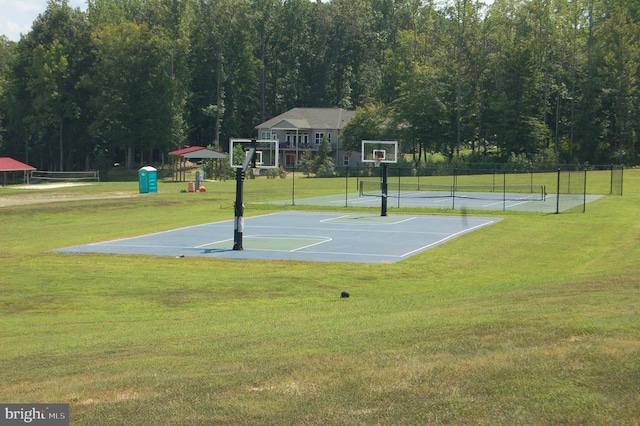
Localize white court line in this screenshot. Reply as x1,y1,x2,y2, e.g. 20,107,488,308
330,198,375,205
504,200,534,208
295,250,402,259
85,212,283,246
400,220,497,258
321,215,417,225
248,224,452,235
291,237,332,252
91,243,188,249
85,225,217,246
388,216,417,225
482,198,536,208
433,198,452,204
320,214,352,223
195,238,233,248
197,235,332,252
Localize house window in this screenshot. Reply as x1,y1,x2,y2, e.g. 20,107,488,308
343,154,349,167
315,132,324,144
261,130,271,139
286,132,309,146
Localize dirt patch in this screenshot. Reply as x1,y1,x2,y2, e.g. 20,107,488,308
0,186,137,207
14,183,92,190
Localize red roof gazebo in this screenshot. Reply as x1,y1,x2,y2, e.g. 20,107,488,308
0,157,36,186
168,146,227,181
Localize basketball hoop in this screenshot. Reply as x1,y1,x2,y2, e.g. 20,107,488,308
374,157,382,168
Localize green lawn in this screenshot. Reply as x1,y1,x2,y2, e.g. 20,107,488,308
1,170,638,425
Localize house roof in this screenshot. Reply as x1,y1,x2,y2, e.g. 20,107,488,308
169,147,227,159
256,108,356,130
0,157,36,172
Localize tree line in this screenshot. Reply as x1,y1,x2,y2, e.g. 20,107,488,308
0,0,638,172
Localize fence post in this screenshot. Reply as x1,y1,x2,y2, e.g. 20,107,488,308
555,168,561,214
291,163,295,205
397,167,401,208
609,163,614,195
503,171,506,211
583,169,587,213
345,165,349,207
452,167,457,210
356,162,360,196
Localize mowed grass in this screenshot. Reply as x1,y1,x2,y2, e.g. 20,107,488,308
0,170,639,425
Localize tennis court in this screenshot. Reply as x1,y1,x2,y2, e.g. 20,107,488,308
54,212,501,264
267,185,601,213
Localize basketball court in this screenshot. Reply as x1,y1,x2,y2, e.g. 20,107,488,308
54,212,501,264
54,141,500,263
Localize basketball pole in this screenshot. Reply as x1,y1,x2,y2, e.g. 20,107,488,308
233,139,257,251
381,162,388,216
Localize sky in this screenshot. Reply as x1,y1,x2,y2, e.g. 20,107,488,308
0,0,88,42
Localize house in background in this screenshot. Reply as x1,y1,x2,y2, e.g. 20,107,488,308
255,107,357,168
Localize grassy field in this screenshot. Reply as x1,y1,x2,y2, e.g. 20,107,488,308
1,169,639,425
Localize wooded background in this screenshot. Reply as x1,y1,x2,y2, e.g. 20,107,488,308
0,0,637,171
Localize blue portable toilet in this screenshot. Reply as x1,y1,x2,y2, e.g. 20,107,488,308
138,166,158,193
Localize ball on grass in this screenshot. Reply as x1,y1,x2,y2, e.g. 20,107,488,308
341,291,350,298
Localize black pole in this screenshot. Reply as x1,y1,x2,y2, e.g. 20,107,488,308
397,166,401,208
555,168,561,214
452,167,456,210
609,163,613,195
583,169,587,213
292,162,295,205
381,163,388,216
502,171,506,212
345,166,349,207
233,140,256,251
233,167,245,250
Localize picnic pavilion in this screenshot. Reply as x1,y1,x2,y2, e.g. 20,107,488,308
0,157,36,186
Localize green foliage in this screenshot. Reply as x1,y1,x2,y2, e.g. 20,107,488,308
231,143,246,168
299,149,313,177
89,22,175,168
201,158,214,180
395,62,451,160
340,103,395,153
0,0,639,171
266,166,287,179
93,149,111,181
313,137,336,177
0,36,16,149
8,0,93,170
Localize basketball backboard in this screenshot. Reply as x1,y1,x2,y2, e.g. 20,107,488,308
361,140,398,164
230,139,279,169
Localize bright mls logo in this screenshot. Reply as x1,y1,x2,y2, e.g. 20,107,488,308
1,404,68,426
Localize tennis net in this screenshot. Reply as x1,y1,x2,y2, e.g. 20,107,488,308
30,170,100,182
359,180,546,202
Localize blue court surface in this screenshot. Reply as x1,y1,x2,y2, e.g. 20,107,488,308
54,212,501,264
